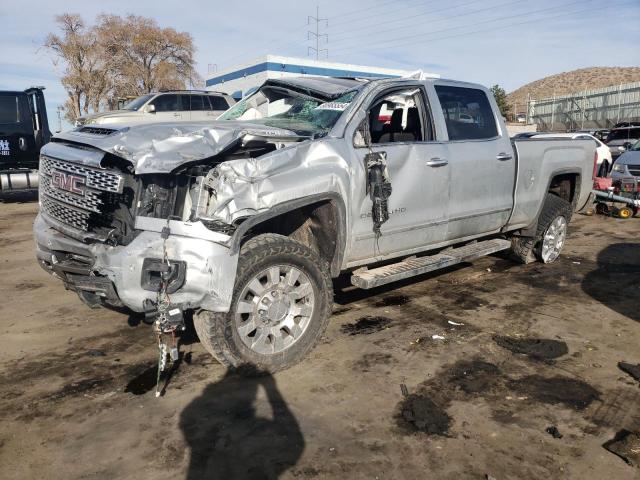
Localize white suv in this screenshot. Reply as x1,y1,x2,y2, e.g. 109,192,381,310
75,91,235,126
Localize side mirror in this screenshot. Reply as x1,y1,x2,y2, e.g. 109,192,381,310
144,104,156,114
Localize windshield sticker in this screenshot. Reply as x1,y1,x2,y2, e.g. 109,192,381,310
314,102,350,112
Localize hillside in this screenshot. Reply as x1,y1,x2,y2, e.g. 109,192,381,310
507,67,640,112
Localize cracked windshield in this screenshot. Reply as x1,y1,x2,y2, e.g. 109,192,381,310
218,85,358,137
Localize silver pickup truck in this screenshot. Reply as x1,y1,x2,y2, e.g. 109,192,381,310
34,76,595,372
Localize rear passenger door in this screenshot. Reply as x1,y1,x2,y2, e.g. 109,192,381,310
185,95,208,121
149,94,184,121
433,84,515,240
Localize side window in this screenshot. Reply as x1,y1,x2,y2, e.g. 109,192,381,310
0,95,19,124
150,94,180,112
368,88,430,144
189,95,207,111
210,96,230,111
434,86,498,141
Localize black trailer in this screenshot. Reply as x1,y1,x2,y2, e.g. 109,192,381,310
0,87,50,192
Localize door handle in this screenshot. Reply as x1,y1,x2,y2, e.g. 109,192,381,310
173,113,181,117
496,152,513,161
426,158,448,167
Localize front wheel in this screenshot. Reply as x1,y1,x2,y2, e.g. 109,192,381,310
194,233,333,373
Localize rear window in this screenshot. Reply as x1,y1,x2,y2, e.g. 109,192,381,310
607,127,640,142
0,96,19,123
434,86,498,141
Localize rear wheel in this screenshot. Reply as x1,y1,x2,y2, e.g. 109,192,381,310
510,193,572,264
194,233,333,373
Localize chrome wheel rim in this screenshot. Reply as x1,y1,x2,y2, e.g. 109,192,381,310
235,264,315,355
541,216,567,263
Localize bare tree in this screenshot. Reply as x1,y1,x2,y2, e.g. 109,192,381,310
44,14,199,122
97,14,198,95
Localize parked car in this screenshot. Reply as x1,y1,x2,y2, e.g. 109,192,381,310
605,125,640,161
531,132,612,177
34,76,594,372
516,113,526,123
75,90,235,126
611,140,640,180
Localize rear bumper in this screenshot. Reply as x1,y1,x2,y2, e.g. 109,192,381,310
34,213,239,313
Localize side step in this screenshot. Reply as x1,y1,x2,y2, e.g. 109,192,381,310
350,238,512,289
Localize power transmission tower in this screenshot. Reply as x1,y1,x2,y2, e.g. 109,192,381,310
307,6,328,59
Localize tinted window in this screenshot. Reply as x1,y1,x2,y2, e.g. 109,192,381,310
0,96,19,123
435,86,498,140
150,94,180,112
190,95,208,111
607,128,640,142
209,96,229,111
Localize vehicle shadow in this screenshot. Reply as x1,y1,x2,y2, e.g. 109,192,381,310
180,367,304,480
582,243,640,323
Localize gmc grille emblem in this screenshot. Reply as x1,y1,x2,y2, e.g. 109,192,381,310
51,170,86,195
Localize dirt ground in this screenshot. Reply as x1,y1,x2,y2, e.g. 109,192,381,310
1,195,639,480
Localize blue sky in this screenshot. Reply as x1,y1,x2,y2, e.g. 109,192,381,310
1,0,639,130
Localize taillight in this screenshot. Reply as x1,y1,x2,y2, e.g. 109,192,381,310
592,150,598,179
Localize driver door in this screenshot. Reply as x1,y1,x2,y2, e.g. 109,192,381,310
350,85,450,263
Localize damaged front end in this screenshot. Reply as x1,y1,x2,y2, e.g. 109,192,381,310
35,127,309,314
34,78,362,315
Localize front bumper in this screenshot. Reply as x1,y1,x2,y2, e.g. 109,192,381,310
34,213,239,313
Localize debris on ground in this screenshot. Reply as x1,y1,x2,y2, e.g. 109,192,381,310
603,430,640,467
546,425,563,439
340,316,392,335
447,320,464,326
432,334,446,340
493,336,569,360
398,393,451,436
618,362,640,382
87,349,106,357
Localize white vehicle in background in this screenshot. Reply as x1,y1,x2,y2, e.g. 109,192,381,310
531,132,612,177
75,91,235,127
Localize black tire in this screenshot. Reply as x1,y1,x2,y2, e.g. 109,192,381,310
193,233,333,373
510,193,572,264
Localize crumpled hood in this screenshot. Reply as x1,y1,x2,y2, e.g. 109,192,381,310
47,121,307,174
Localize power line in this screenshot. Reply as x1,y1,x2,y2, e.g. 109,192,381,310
329,0,593,56
330,0,523,44
331,0,634,59
308,5,329,59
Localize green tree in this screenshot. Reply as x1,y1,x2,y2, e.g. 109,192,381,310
490,84,512,120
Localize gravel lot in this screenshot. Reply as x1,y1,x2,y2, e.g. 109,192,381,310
1,196,639,480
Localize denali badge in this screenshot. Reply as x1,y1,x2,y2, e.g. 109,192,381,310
51,170,86,195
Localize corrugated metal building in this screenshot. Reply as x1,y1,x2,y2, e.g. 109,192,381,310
527,81,640,131
205,55,432,99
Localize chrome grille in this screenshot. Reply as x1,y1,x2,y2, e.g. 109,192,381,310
39,156,125,232
40,174,103,213
41,196,90,231
40,156,123,193
628,164,640,176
